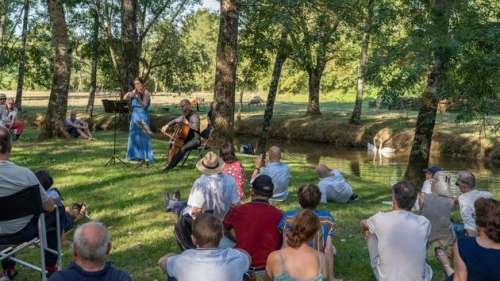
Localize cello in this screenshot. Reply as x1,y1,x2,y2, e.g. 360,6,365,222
161,121,190,166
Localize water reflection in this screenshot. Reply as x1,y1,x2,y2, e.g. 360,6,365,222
234,137,499,195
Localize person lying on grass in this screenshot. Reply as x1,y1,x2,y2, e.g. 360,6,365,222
316,164,359,204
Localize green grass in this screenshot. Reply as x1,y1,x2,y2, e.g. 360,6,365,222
6,91,498,280
10,127,491,281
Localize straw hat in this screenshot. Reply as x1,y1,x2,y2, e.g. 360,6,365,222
196,151,223,175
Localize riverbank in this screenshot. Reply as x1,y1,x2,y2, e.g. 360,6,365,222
26,109,500,164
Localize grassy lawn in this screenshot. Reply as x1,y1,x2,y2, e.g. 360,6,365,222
2,90,497,280
9,127,486,281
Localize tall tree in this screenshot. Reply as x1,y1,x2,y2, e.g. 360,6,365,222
44,0,72,138
14,0,29,110
86,0,100,116
350,0,374,124
286,0,347,115
120,0,138,96
257,27,288,154
212,0,239,142
404,0,451,184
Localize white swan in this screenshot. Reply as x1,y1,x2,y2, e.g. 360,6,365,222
367,142,396,158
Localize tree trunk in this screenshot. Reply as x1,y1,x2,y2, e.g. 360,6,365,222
86,0,100,116
350,0,374,125
212,0,239,143
405,0,451,187
0,0,5,45
120,0,139,97
14,0,29,110
306,67,323,115
0,0,6,63
257,28,288,154
43,0,72,138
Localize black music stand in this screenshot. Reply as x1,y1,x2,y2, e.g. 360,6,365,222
102,99,129,167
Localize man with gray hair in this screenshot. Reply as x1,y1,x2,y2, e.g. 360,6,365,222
49,222,132,281
456,171,493,237
316,164,359,203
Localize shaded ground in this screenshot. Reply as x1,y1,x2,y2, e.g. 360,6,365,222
10,128,500,281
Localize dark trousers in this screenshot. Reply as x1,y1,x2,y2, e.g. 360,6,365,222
0,208,63,269
167,137,200,169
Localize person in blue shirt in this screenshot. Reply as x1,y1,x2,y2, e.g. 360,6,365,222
278,184,337,281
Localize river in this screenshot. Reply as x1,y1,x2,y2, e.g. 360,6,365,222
233,137,499,195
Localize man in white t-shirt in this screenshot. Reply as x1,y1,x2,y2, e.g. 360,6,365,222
158,213,251,281
316,164,358,203
186,152,240,220
456,171,493,237
361,181,432,281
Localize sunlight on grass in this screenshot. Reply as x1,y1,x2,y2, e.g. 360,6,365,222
9,127,489,280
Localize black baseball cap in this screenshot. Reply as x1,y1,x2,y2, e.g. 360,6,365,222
252,175,274,197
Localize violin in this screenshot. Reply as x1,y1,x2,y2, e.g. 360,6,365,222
161,121,190,165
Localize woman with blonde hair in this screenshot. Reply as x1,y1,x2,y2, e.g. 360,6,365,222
265,209,327,281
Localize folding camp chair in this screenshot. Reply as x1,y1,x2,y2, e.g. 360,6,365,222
0,186,62,281
180,127,212,167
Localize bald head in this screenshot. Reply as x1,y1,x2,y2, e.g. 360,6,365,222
73,222,111,263
316,164,331,178
268,146,282,162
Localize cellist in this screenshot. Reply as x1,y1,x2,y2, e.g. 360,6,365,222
162,99,200,170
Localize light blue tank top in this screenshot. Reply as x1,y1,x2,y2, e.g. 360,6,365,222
274,250,325,281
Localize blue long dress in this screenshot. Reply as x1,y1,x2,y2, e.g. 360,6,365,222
126,97,154,162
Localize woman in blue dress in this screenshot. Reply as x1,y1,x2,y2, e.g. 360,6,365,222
125,78,154,165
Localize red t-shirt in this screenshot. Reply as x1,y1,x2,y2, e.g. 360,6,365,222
223,200,283,268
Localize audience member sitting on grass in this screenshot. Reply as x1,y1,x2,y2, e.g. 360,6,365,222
421,166,441,194
49,222,132,281
65,111,94,140
159,213,251,281
4,98,24,140
444,198,500,281
186,151,240,220
265,209,327,281
0,94,7,127
418,171,455,276
0,127,60,279
174,191,206,250
220,142,247,199
316,164,358,204
35,170,88,233
223,175,282,276
252,146,291,202
361,181,432,281
456,171,493,237
278,184,337,281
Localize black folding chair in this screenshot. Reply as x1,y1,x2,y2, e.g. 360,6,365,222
0,186,62,281
180,127,212,167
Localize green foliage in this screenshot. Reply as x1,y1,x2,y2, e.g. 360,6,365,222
368,0,499,121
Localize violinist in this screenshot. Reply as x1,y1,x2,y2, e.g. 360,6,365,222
125,77,154,166
162,99,200,170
